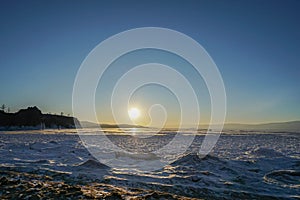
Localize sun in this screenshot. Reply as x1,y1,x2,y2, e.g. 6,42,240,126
128,108,140,120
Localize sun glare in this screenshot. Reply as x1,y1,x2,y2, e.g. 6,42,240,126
128,108,140,120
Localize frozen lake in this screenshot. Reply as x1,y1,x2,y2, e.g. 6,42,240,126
0,129,299,199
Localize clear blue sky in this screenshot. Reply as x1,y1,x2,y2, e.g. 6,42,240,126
1,0,299,124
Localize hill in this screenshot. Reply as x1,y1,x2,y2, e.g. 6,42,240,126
0,106,80,130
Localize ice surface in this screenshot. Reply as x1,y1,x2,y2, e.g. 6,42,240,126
0,129,299,199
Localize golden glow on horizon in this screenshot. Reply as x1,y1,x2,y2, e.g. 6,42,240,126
128,107,140,120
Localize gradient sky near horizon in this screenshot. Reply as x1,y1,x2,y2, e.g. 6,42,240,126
1,0,300,125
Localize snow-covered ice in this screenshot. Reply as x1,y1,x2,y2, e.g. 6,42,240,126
0,129,299,199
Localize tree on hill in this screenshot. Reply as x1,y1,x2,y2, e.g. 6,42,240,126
1,104,6,112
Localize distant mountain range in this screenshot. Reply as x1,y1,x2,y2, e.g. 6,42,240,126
222,121,300,132
196,121,300,132
81,120,300,132
79,121,146,128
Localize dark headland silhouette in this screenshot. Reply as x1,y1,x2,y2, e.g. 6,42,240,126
0,106,145,131
0,106,79,130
